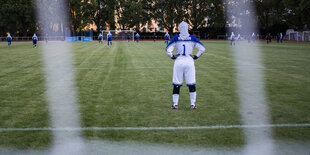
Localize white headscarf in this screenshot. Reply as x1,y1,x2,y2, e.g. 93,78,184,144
179,21,189,39
8,34,11,37
33,33,37,37
108,31,111,35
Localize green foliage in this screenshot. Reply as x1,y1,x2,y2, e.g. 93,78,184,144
0,0,36,36
69,0,97,31
1,0,310,37
255,0,310,32
117,0,151,31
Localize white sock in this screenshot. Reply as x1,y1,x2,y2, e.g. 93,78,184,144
189,92,196,106
172,94,179,106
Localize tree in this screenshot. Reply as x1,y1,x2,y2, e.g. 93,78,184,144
69,0,96,31
117,0,151,31
95,0,118,30
0,0,36,36
255,0,288,34
151,0,187,34
185,0,209,31
282,0,310,30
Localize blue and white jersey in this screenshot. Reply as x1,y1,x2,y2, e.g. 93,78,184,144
107,32,112,41
32,34,38,41
7,34,12,41
231,33,235,41
165,33,170,40
166,35,205,59
136,33,140,39
252,33,255,39
98,34,103,40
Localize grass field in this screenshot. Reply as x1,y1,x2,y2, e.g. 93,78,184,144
0,40,310,149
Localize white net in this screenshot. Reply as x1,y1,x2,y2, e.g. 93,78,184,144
302,31,310,41
101,30,135,41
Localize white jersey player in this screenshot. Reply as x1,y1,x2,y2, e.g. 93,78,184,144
230,32,235,46
166,21,205,110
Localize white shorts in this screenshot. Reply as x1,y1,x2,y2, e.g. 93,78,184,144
172,57,196,86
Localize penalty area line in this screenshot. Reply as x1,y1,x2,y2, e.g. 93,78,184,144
0,123,310,132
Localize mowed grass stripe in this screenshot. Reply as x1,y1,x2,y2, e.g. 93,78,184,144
74,41,244,146
0,42,51,148
260,42,310,141
0,41,310,148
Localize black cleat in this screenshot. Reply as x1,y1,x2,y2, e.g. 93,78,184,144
171,105,178,109
190,105,197,110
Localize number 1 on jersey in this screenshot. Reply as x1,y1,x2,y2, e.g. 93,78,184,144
182,44,186,56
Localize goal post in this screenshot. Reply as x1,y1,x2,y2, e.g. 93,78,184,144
302,31,310,41
101,30,135,41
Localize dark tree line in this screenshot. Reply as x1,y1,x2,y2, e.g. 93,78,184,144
0,0,309,37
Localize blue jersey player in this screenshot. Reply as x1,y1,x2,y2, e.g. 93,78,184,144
251,32,256,43
7,33,12,47
107,31,112,46
135,33,140,43
166,22,205,110
98,33,103,44
32,33,38,48
165,32,170,44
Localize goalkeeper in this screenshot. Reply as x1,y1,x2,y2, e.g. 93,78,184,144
166,21,205,110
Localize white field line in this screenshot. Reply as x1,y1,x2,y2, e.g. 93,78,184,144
1,123,309,132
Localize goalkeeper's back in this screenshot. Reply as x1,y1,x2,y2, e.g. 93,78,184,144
166,35,205,60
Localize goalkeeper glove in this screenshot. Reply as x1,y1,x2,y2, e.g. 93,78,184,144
171,54,180,60
190,54,199,60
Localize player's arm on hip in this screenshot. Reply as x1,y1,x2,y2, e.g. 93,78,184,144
166,36,178,58
194,38,205,57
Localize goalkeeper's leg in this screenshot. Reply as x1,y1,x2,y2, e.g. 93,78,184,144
188,85,196,109
172,85,181,109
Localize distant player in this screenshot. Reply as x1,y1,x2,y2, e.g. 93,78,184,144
32,33,38,48
153,34,157,42
165,32,170,44
98,33,103,44
266,33,271,44
280,32,283,43
251,32,256,43
7,33,12,47
45,33,48,43
135,33,140,43
107,31,112,46
237,34,241,41
230,32,235,46
166,21,205,110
